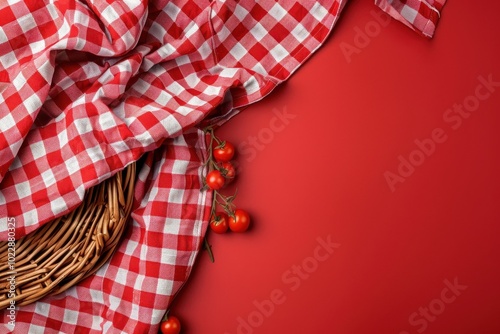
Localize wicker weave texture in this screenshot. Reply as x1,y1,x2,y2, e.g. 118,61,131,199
0,163,136,309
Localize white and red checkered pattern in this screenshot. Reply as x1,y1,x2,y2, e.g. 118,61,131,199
0,0,445,332
375,0,447,37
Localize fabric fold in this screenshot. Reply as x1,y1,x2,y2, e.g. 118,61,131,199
375,0,447,38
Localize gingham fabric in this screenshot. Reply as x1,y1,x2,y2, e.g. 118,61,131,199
0,0,446,332
375,0,447,38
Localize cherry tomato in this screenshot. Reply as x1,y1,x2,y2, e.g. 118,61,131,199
229,209,250,232
213,141,235,162
219,161,236,180
206,170,225,190
160,315,181,334
210,212,229,233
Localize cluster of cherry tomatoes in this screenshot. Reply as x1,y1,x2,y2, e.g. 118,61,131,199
205,130,251,234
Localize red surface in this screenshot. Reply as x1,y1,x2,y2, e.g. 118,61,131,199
174,2,500,333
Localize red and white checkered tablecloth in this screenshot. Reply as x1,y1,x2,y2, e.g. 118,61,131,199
0,0,446,332
375,0,446,38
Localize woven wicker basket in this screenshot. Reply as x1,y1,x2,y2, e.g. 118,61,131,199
0,163,136,309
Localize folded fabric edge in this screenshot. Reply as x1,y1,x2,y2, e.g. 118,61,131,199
374,0,447,38
205,1,349,128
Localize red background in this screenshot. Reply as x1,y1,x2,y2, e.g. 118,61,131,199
174,1,500,333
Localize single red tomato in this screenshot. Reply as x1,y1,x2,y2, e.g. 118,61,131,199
160,315,181,334
213,141,235,162
210,212,229,233
229,209,250,232
206,170,225,190
219,161,236,180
